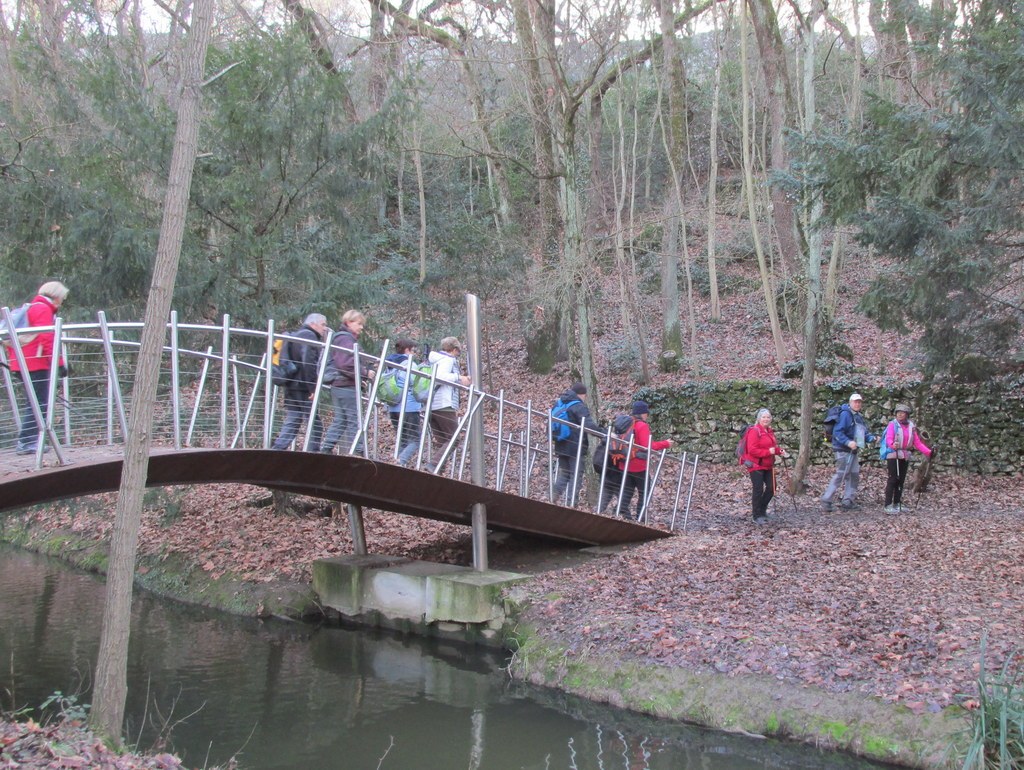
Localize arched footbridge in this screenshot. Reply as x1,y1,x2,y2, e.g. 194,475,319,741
1,311,699,555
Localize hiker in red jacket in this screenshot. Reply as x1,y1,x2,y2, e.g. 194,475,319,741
5,281,69,455
613,400,673,521
740,408,788,524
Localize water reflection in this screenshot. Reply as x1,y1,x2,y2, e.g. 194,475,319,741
0,545,889,769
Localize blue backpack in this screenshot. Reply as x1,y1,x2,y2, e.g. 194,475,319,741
2,302,38,345
550,398,581,441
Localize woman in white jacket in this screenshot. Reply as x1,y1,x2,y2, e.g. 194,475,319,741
427,336,470,447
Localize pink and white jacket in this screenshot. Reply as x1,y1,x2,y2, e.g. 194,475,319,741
883,419,932,461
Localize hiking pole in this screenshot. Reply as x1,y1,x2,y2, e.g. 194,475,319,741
780,454,798,515
1,360,82,414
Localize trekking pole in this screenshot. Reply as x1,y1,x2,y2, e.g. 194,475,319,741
780,454,798,515
1,360,82,414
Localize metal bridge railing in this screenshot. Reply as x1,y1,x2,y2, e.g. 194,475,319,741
2,311,699,530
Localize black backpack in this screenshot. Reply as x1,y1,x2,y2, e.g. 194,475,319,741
823,404,843,443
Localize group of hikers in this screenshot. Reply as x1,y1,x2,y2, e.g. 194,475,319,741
270,310,470,466
4,284,933,525
738,393,933,524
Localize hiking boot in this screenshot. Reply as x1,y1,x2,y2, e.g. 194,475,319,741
883,504,899,515
821,501,833,512
753,516,768,525
840,499,855,510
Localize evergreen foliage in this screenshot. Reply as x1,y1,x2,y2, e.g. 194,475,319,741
810,2,1024,378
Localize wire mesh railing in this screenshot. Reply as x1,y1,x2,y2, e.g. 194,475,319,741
2,311,699,530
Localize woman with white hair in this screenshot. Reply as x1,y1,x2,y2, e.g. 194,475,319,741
5,280,69,454
739,408,788,524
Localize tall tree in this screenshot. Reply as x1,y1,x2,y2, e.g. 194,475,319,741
90,0,214,741
740,0,787,370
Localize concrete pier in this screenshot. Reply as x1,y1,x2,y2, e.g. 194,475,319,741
312,555,529,644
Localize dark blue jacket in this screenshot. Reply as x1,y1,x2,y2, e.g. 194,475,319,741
553,389,600,457
832,404,876,453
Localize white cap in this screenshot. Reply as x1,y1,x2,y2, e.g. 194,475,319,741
849,393,863,403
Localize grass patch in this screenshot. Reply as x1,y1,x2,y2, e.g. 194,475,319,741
956,644,1023,770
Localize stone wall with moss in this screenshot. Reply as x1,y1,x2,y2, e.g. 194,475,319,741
635,381,1024,474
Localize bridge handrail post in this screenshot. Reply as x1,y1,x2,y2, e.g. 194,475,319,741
522,399,533,498
669,450,688,531
0,319,21,434
413,361,439,470
219,315,230,448
262,320,275,449
638,444,667,525
59,340,71,447
301,325,331,452
97,311,129,445
233,352,265,448
36,316,67,465
494,390,506,489
682,454,700,532
568,414,587,506
348,340,390,457
186,346,213,446
596,425,613,513
170,311,182,450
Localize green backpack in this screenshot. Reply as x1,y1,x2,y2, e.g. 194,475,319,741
377,362,433,406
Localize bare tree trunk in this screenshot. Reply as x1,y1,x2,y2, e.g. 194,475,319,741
746,0,799,280
89,0,213,743
741,0,786,372
510,0,564,372
794,0,823,492
413,122,428,289
655,0,684,370
705,0,724,322
612,87,651,384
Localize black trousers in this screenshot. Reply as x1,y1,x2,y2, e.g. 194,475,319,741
885,457,909,505
750,468,774,519
17,369,51,448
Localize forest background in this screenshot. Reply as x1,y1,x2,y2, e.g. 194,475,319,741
4,0,1023,489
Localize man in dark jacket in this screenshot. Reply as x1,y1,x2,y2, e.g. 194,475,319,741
551,382,600,505
821,393,876,511
271,313,329,451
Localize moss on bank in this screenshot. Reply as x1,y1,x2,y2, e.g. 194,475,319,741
1,518,319,621
505,628,967,769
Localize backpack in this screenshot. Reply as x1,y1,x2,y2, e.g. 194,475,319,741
736,425,754,467
607,414,647,467
271,337,299,387
408,362,433,403
823,404,844,443
377,360,432,406
376,368,403,406
2,302,38,346
550,398,581,442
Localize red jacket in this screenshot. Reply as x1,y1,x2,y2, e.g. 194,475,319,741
623,418,672,472
6,295,62,373
742,424,780,473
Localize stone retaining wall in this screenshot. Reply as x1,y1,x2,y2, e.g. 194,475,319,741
637,381,1024,474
